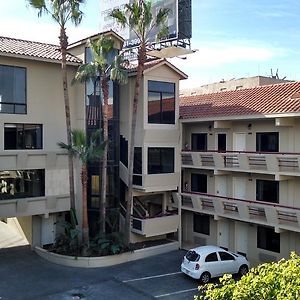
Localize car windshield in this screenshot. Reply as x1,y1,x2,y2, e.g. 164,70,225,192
185,250,200,262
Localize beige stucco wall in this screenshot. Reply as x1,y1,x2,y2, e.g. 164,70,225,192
0,56,85,232
119,64,182,192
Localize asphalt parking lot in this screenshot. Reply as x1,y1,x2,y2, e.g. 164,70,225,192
0,246,202,300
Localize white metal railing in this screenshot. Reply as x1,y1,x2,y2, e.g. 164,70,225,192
181,191,300,233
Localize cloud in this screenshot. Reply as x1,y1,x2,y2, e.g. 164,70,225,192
171,41,282,70
0,19,96,45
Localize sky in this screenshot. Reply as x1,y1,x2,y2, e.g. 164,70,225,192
1,0,300,90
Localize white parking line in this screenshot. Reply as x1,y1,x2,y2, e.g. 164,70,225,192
155,288,199,298
122,271,182,283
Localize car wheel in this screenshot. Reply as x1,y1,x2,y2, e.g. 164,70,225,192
200,272,211,284
239,265,249,277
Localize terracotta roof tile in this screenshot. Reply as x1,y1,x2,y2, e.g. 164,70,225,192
0,36,81,64
126,58,165,73
180,81,300,119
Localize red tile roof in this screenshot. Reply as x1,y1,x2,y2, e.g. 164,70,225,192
180,81,300,119
126,58,165,73
0,36,81,64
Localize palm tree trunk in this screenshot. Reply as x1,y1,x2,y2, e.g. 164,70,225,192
60,27,76,210
81,163,89,245
125,44,146,245
100,75,109,234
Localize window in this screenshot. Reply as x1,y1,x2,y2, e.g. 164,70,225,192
256,132,279,152
191,133,207,151
193,213,210,235
0,65,26,114
186,250,200,262
4,124,42,150
120,135,128,167
217,133,226,151
148,148,174,174
219,251,235,261
205,252,218,262
256,179,279,203
257,226,280,253
148,80,175,124
191,173,207,193
133,147,142,186
0,169,44,200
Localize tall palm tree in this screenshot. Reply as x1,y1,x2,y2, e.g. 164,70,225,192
110,0,170,245
74,36,128,234
58,129,104,245
28,0,85,211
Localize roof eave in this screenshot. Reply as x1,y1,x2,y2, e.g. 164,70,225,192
0,52,81,66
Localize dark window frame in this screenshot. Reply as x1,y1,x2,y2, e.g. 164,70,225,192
193,213,210,235
191,173,207,193
256,179,279,203
0,64,27,114
0,169,45,200
4,123,43,150
148,80,175,124
148,147,174,174
191,133,207,151
256,132,279,152
257,226,280,253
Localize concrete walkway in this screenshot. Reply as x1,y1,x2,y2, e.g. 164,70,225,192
0,220,29,249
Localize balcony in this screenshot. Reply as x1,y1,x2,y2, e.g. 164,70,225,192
180,191,300,233
131,212,179,237
182,150,300,177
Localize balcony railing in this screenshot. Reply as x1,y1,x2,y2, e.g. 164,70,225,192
180,191,300,233
182,150,300,175
131,211,179,237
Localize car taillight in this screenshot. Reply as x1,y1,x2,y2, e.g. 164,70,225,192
195,263,200,270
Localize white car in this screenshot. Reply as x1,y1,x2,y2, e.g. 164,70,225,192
181,245,250,283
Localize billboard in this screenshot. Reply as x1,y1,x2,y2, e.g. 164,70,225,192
100,0,178,48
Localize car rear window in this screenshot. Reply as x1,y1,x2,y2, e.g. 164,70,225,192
186,250,200,262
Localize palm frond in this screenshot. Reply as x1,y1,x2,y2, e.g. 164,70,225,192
110,9,127,28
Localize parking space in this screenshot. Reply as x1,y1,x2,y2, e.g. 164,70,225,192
0,246,202,299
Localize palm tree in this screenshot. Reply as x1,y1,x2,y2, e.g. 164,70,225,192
110,0,170,245
74,36,128,234
28,0,85,211
58,129,104,245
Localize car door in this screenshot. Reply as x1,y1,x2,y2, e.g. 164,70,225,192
218,251,236,275
204,252,222,277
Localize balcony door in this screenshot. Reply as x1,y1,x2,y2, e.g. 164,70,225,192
235,221,248,256
233,177,246,200
216,176,227,197
218,219,230,250
233,133,246,151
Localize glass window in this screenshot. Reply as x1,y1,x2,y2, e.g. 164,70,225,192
219,251,235,261
257,226,280,253
0,65,26,114
193,213,210,235
120,135,128,167
205,252,218,262
148,148,174,174
0,169,44,200
133,147,142,174
191,173,207,193
256,132,279,152
148,80,175,124
256,179,279,203
186,250,200,262
191,133,207,151
218,134,227,151
4,124,42,150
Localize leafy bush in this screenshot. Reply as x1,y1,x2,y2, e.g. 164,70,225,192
89,232,132,256
196,252,300,300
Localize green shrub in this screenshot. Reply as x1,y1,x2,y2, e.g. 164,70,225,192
196,252,300,300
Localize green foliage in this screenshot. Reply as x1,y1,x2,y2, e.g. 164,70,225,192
110,0,170,44
196,252,300,300
58,129,105,163
27,0,85,27
51,209,80,256
89,232,131,256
